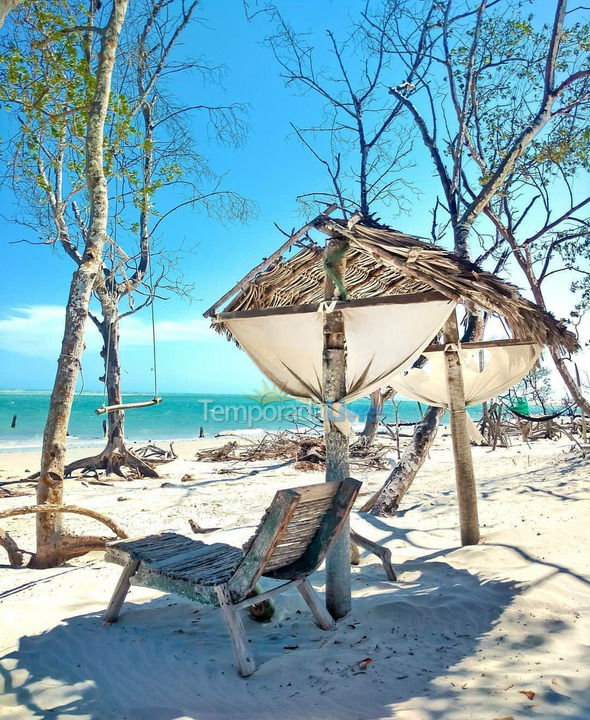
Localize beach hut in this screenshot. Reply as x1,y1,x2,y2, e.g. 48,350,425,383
205,207,577,619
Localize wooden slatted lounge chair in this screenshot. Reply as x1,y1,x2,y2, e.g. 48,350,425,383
104,478,361,676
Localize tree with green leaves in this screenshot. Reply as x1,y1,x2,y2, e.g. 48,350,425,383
2,1,252,485
0,0,130,566
261,0,590,516
483,119,590,414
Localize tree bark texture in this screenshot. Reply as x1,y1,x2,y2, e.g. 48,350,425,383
34,0,130,568
442,314,480,546
323,237,351,620
360,387,395,447
362,405,445,515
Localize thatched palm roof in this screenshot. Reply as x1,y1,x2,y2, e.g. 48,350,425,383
209,214,577,354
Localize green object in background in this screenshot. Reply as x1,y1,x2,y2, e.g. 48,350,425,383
510,396,530,414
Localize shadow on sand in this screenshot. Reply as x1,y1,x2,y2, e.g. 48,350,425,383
2,559,523,720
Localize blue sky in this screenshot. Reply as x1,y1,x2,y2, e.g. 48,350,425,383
0,0,588,395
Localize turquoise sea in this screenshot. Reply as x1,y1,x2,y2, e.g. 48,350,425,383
0,391,485,452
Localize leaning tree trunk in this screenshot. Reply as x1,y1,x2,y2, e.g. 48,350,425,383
526,282,590,416
361,406,445,514
33,0,130,569
64,299,158,479
548,346,590,416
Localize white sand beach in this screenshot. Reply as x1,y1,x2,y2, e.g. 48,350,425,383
1,434,588,720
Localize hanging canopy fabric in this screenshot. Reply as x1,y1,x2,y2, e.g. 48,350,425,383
389,343,540,445
220,297,455,432
390,343,541,408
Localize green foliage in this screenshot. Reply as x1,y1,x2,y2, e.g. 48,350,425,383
505,364,555,412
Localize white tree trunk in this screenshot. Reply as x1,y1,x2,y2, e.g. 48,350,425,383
33,0,130,568
0,0,22,29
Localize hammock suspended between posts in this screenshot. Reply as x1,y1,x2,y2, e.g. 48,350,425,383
219,294,456,434
504,405,570,423
389,343,542,443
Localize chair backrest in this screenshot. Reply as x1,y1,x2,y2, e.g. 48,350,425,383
228,478,361,600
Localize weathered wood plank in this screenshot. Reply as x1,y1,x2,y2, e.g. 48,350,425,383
228,490,301,599
267,478,361,580
216,585,257,677
216,290,445,321
288,482,341,501
425,337,535,353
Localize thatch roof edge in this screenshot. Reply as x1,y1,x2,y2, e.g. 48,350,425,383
317,217,578,355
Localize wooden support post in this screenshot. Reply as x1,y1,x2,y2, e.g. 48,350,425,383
443,313,480,546
323,236,352,620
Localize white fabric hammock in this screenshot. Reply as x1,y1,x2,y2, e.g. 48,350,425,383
390,343,542,443
222,298,456,433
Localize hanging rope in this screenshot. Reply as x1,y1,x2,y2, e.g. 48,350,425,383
148,256,159,400
96,139,161,415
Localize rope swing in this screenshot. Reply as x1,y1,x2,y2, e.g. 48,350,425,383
95,149,162,417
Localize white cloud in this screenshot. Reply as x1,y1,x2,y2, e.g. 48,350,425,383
120,315,213,345
0,304,214,358
0,306,75,358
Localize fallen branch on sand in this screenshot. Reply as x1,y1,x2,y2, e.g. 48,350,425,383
188,519,221,534
134,442,178,464
196,431,389,470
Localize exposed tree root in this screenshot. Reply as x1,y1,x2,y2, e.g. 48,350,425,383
28,533,117,568
0,505,128,569
0,528,24,566
64,445,159,479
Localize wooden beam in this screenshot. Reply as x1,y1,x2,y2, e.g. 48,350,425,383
203,204,338,318
424,338,536,353
443,313,480,546
216,290,446,321
323,237,352,620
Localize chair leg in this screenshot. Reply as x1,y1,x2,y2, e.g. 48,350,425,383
298,579,336,631
104,558,140,625
215,586,257,677
350,530,397,581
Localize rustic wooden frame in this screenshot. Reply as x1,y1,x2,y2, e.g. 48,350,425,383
103,478,361,676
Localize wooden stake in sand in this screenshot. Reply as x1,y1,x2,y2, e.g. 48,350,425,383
323,236,352,619
443,312,480,546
